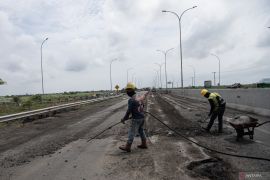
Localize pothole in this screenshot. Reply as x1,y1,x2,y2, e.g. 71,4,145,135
187,158,232,180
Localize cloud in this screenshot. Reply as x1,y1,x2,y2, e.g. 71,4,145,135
0,11,14,34
0,0,270,95
256,22,270,48
257,35,270,48
65,59,88,72
183,12,235,59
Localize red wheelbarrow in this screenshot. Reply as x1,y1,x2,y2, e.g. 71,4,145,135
228,116,270,141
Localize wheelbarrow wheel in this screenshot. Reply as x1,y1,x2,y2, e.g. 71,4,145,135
247,127,255,140
236,128,244,141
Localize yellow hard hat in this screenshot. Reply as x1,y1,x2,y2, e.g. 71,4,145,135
125,82,136,90
201,89,208,96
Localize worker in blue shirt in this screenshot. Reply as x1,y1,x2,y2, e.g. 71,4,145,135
119,82,148,152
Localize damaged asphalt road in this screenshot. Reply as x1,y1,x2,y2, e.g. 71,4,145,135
0,93,269,180
159,93,270,179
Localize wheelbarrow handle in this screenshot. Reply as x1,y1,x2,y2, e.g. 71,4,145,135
256,121,270,127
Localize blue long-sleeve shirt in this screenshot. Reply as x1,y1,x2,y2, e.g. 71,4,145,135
123,94,145,120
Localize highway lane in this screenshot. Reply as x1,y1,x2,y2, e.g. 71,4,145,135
1,92,269,180
1,92,217,180
164,94,270,147
0,97,128,179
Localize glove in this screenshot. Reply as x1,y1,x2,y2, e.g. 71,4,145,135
121,118,125,124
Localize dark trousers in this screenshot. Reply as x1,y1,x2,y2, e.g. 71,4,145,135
207,105,226,132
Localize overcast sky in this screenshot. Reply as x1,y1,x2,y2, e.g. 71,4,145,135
0,0,269,95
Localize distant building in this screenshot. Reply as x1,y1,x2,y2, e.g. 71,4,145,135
259,78,270,84
204,80,212,88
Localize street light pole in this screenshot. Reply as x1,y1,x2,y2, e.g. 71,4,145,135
134,78,137,87
162,6,197,89
157,48,174,92
127,68,133,84
210,53,221,86
110,59,117,91
189,65,196,87
155,63,164,88
41,37,48,95
212,72,216,86
154,69,159,88
132,73,136,83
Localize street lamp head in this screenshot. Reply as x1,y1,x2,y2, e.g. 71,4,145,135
193,6,197,8
162,10,167,13
45,38,48,40
166,48,174,53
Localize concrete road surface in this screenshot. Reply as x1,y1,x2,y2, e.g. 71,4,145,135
0,92,269,180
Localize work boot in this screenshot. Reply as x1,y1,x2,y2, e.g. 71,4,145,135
218,130,223,134
119,143,132,152
137,139,147,149
202,127,210,132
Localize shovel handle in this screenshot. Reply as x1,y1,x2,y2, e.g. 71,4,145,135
256,121,270,127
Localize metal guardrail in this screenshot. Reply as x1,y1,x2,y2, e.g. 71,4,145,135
0,95,122,123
